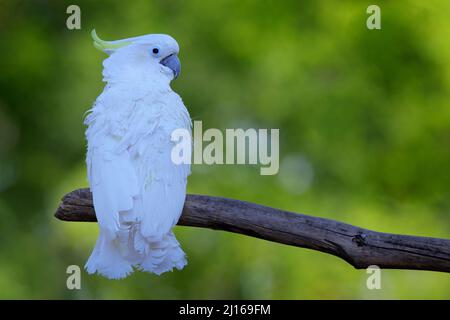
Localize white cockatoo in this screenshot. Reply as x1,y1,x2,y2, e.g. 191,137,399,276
84,30,191,279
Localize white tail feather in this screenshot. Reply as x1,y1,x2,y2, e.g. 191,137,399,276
85,229,133,279
85,227,187,278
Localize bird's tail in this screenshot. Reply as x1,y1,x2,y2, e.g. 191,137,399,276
85,226,186,279
137,231,187,275
85,228,134,279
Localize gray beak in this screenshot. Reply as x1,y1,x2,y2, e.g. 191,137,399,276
160,54,181,79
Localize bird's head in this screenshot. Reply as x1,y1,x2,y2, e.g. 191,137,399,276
91,30,181,84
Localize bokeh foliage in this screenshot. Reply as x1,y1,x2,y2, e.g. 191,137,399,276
0,0,449,299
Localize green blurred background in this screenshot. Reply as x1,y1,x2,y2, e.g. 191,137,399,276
0,0,449,299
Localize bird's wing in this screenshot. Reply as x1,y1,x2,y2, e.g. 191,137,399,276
138,138,189,240
135,96,191,240
86,133,139,235
85,91,161,235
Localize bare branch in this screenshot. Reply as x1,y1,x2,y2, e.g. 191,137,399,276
55,188,450,273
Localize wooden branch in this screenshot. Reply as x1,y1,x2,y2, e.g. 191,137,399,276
55,188,450,273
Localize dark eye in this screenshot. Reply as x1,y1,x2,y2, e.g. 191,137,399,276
150,46,162,57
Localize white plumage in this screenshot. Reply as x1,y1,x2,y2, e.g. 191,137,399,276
84,31,191,279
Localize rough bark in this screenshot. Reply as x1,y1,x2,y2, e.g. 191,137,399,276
55,188,450,273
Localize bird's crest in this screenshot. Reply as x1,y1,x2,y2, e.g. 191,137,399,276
91,29,132,52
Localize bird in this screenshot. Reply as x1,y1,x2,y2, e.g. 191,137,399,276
84,30,191,279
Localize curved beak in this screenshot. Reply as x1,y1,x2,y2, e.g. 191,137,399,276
160,54,181,79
